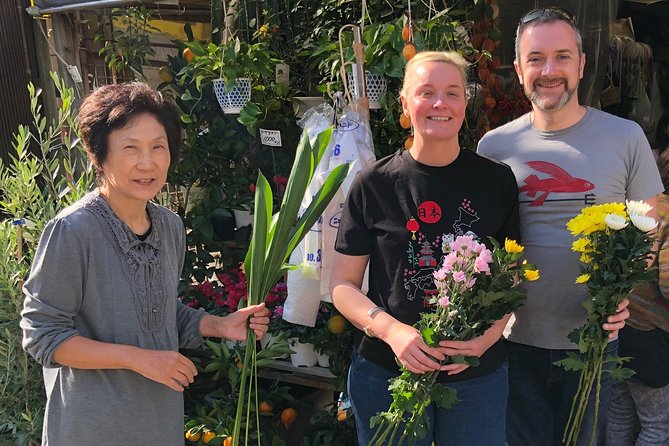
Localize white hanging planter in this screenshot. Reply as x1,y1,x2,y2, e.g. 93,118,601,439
213,77,252,114
288,338,318,367
346,71,387,110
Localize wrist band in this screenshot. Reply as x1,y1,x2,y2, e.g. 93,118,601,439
367,306,384,318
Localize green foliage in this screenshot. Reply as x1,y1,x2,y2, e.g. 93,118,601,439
95,6,159,81
309,9,479,158
0,73,95,445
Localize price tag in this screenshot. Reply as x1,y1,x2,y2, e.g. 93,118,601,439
260,129,282,147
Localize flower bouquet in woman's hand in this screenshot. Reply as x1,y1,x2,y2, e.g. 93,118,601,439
369,235,539,446
558,201,657,446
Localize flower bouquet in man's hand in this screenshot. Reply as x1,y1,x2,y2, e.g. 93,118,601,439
557,201,657,446
369,235,539,446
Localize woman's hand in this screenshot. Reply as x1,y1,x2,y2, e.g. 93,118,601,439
604,298,630,340
436,316,509,376
384,322,445,374
437,335,494,375
131,349,198,392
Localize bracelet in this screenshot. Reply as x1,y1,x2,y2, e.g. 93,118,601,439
363,325,376,338
367,306,384,318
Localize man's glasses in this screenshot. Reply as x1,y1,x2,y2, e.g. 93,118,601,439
518,7,576,26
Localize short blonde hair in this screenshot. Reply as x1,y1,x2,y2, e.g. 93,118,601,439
400,51,470,98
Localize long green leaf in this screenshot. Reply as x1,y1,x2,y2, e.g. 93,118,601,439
261,131,317,293
285,163,351,262
245,172,273,306
233,126,352,446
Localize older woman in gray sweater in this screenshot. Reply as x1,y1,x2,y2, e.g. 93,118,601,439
20,83,269,445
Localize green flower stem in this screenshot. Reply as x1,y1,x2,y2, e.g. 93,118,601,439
563,342,607,446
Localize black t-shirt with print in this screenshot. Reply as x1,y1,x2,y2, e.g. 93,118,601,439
335,148,520,383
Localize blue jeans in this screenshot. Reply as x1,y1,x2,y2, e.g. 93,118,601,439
506,340,618,446
348,350,508,446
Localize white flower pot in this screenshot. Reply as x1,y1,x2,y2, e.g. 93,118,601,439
317,352,330,368
213,78,252,114
346,71,387,110
288,338,318,367
292,96,327,118
233,208,253,229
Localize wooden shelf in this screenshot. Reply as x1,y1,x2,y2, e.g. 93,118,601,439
257,359,337,390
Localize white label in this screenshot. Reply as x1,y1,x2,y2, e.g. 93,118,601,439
66,65,82,83
260,129,282,147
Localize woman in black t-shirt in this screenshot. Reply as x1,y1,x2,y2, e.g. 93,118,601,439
330,51,520,446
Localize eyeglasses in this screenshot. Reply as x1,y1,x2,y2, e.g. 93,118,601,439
518,7,576,26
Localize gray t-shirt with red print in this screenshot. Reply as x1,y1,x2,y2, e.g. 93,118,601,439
478,106,663,350
335,148,520,382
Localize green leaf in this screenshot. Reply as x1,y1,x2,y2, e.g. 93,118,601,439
554,352,585,371
606,366,636,381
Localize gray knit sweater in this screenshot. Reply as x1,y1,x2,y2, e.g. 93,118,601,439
21,190,206,445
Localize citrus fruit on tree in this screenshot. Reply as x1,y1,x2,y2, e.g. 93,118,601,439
399,113,411,129
158,66,173,83
223,436,233,446
280,407,298,428
259,400,273,413
402,43,417,61
404,136,414,149
326,315,347,335
182,48,196,63
185,428,201,442
202,430,216,444
401,23,411,42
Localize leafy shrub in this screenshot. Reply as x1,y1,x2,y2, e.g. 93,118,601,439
0,73,95,445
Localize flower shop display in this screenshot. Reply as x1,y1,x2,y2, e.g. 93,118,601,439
557,201,657,446
370,235,539,446
231,127,351,446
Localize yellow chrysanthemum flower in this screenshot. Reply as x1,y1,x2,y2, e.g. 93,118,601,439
571,238,592,253
567,203,627,236
523,269,540,281
575,274,591,284
505,238,524,254
580,253,593,264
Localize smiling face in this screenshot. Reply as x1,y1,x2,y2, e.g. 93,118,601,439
99,113,171,208
514,20,585,112
401,61,467,146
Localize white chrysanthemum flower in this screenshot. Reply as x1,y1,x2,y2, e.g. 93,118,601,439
630,213,658,232
604,214,628,230
626,200,653,216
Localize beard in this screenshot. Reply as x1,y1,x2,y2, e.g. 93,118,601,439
525,78,577,111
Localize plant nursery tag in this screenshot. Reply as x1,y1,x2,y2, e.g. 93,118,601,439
260,129,282,147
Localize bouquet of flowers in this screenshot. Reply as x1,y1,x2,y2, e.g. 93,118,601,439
558,201,657,446
370,235,539,446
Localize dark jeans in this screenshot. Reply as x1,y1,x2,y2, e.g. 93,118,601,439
348,350,508,446
506,339,618,446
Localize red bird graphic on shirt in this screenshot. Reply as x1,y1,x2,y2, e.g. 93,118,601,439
519,161,595,206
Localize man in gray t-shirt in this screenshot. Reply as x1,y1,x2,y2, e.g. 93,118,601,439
477,7,662,446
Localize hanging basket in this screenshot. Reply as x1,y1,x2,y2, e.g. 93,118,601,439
346,71,387,109
213,78,252,114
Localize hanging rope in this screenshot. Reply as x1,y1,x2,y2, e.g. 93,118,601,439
361,0,369,31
